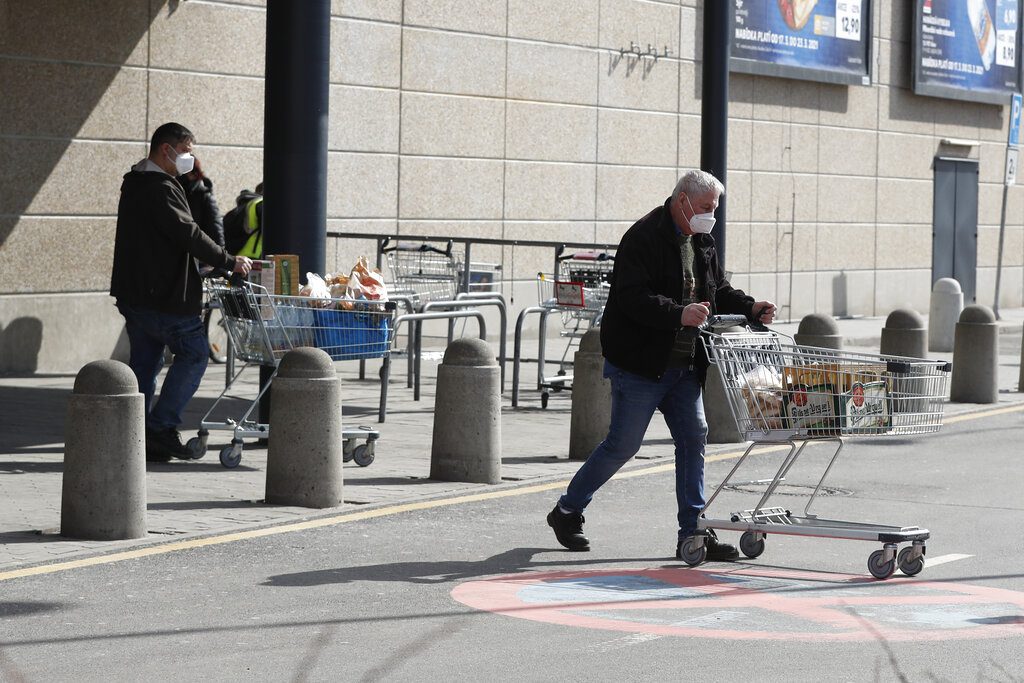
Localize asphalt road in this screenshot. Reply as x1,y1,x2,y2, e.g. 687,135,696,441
1,407,1023,682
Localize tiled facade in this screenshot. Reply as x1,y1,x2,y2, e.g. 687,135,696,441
1,0,1023,372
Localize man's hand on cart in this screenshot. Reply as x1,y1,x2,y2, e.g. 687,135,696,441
232,255,253,276
752,301,777,324
681,301,711,327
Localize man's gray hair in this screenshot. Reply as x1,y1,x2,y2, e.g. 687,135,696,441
672,170,725,201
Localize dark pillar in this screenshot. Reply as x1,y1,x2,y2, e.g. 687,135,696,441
261,0,330,427
700,0,731,270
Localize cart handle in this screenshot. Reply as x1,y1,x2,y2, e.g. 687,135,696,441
702,314,769,332
380,237,453,257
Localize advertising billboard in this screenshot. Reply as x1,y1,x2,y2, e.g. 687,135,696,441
912,0,1022,105
731,1,873,86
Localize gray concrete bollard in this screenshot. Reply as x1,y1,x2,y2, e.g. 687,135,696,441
950,305,999,404
569,329,611,460
705,364,743,444
431,338,501,484
928,278,963,352
265,348,344,508
1019,332,1024,392
881,309,927,358
794,313,842,349
61,360,147,540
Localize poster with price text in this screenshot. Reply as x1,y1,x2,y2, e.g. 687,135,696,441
913,0,1022,105
731,0,872,85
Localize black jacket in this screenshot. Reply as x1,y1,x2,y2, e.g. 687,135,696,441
181,175,225,248
600,197,755,382
110,165,236,316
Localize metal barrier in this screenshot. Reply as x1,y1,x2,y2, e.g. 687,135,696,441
387,310,487,409
423,297,507,390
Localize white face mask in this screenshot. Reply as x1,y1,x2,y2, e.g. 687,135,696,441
685,194,716,234
167,146,195,176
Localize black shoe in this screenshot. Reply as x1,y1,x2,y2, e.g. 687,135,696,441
676,529,739,562
547,505,590,551
146,427,195,461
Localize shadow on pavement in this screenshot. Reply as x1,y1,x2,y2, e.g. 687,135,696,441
0,601,69,618
0,386,68,450
0,460,64,473
262,547,659,587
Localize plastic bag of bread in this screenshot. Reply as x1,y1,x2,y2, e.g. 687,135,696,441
740,365,784,429
345,256,389,301
299,272,333,308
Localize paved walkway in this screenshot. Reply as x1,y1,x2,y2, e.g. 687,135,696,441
2,310,1022,572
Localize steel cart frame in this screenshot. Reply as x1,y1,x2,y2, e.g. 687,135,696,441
190,281,395,469
531,250,614,407
678,315,952,580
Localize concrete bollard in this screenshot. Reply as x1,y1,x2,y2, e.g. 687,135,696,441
928,278,963,352
1019,333,1024,392
881,309,927,358
950,305,999,404
794,313,842,349
265,348,344,508
569,329,611,460
705,364,743,443
431,338,501,484
61,360,147,540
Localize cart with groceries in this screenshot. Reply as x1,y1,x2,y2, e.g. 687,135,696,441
189,258,395,469
679,315,951,579
532,249,614,407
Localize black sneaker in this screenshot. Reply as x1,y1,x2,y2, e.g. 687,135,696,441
676,529,739,562
146,427,195,461
547,505,590,551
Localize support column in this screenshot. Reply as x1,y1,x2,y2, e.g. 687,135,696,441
700,0,731,270
261,0,331,424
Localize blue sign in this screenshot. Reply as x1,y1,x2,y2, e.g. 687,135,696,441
1010,93,1022,145
731,0,872,86
913,0,1022,105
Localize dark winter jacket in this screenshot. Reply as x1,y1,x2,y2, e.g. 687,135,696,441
110,164,236,316
600,197,755,382
180,175,225,247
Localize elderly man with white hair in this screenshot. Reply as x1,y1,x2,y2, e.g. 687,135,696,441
547,169,776,562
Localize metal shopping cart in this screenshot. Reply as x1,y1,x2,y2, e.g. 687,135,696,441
679,315,951,580
382,239,461,309
533,250,614,407
190,280,396,469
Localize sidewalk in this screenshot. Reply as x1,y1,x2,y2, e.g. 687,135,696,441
1,310,1022,572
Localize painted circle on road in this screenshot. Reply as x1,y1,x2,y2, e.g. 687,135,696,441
452,566,1024,642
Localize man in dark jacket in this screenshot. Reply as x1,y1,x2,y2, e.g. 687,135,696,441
547,170,776,561
110,122,252,461
179,156,225,248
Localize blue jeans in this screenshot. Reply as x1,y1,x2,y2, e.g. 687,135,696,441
117,303,208,432
559,360,708,539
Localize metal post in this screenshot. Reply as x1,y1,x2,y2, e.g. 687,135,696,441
994,175,1008,320
700,0,731,270
260,0,330,425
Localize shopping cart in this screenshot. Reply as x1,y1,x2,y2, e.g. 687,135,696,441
532,250,614,407
189,280,396,469
678,315,951,580
382,239,461,309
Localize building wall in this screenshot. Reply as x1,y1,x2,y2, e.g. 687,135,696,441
1,0,1022,373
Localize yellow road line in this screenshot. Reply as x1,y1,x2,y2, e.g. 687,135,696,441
1,403,1019,582
943,403,1024,424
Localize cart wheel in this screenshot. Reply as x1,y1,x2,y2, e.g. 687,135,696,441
541,392,549,409
219,441,243,469
739,531,765,559
353,444,375,467
343,438,355,463
867,549,896,580
897,546,925,576
185,436,207,460
678,537,707,567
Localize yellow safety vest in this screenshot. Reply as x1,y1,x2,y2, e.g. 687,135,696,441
238,197,263,259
